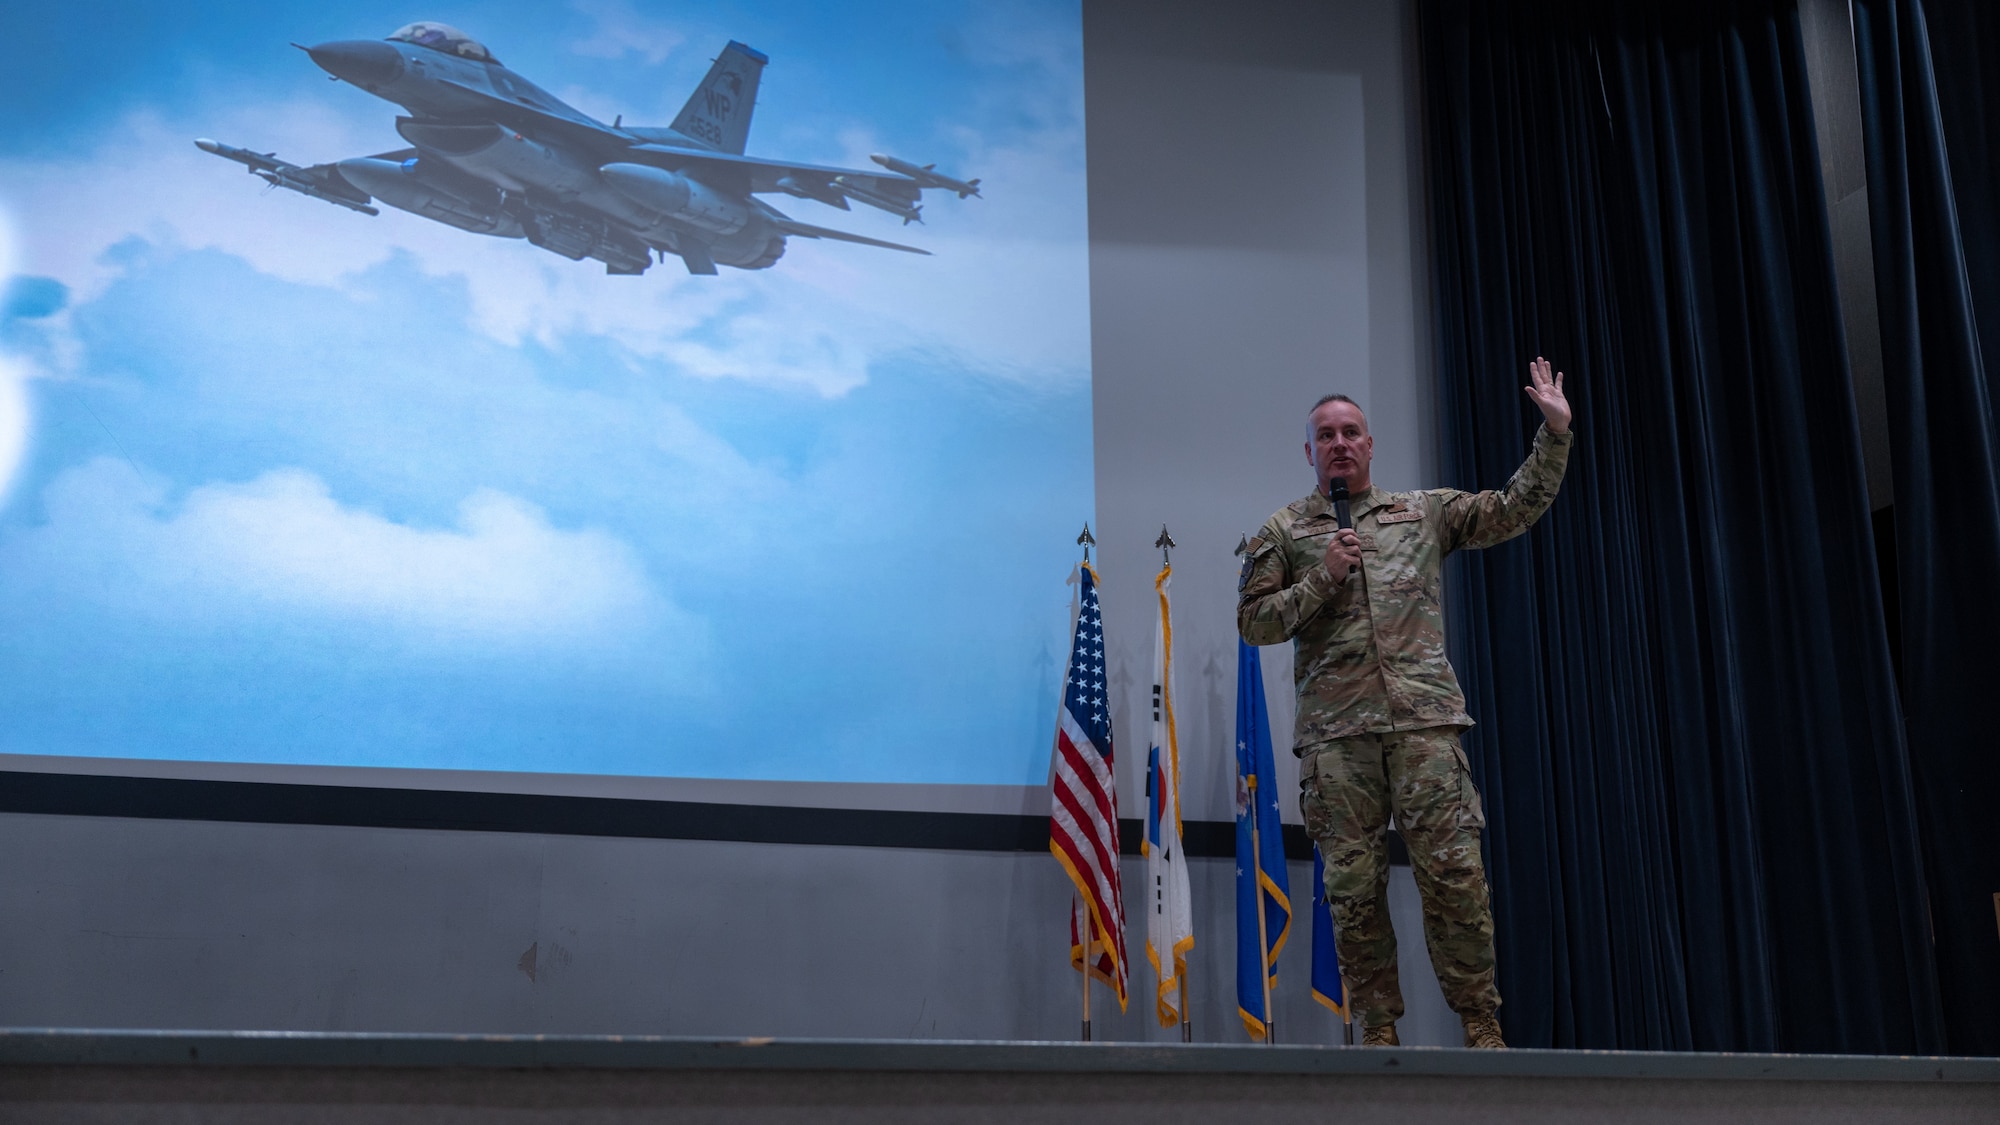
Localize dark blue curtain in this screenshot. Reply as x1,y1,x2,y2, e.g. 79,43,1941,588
1854,0,2000,1055
1420,0,1944,1053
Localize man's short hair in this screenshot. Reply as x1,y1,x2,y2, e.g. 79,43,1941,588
1309,394,1364,437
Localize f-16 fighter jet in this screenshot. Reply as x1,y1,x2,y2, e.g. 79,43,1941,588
196,22,982,275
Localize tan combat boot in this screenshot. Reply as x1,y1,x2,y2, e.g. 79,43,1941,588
1360,1022,1399,1047
1462,1013,1505,1049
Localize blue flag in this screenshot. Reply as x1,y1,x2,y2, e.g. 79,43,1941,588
1311,846,1349,1020
1234,638,1291,1041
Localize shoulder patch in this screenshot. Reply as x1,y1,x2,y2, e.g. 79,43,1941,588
1237,536,1271,591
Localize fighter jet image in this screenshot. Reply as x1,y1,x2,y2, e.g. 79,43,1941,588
195,22,983,276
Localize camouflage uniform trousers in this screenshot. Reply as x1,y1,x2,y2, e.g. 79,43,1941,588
1299,725,1498,1027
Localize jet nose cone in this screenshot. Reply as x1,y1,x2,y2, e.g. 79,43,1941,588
306,40,404,88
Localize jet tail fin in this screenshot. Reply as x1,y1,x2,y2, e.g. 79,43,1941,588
669,41,766,155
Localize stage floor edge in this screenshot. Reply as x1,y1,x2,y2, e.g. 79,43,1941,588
1,1028,1995,1082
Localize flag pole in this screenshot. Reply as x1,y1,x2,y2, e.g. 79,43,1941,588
1079,524,1093,1045
1152,525,1193,1047
1081,928,1094,1042
1248,773,1274,1045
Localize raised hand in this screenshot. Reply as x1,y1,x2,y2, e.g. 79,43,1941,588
1524,356,1571,433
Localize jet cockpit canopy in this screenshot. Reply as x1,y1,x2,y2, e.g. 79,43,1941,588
388,22,497,64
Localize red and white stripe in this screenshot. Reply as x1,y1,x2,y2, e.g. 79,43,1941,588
1051,709,1127,1004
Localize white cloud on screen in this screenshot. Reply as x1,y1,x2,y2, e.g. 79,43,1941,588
15,458,697,652
813,123,1090,381
3,105,394,310
0,209,28,505
0,353,24,508
570,0,687,65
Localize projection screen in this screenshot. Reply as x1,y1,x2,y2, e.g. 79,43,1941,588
0,0,1092,789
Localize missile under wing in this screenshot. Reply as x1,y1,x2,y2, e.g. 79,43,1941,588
869,154,982,199
193,138,378,215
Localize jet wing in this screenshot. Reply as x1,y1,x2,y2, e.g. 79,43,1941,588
428,76,632,155
767,216,930,255
625,143,921,202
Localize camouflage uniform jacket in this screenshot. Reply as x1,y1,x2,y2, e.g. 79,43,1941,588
1237,425,1573,747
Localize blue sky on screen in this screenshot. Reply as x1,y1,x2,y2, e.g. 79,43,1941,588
0,0,1092,784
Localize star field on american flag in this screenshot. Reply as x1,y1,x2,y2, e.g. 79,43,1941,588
1063,573,1113,754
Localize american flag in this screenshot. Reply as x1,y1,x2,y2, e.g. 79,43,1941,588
1050,562,1128,1010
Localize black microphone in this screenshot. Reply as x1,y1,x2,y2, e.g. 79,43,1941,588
1328,476,1357,575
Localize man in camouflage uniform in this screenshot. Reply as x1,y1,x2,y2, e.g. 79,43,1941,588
1236,357,1573,1049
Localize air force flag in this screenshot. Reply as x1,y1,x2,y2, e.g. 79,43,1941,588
1234,637,1292,1041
